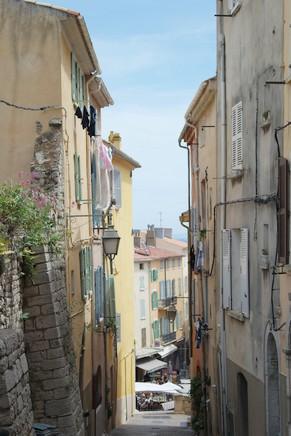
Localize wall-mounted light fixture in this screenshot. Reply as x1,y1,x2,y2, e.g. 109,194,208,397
167,304,177,323
102,228,120,274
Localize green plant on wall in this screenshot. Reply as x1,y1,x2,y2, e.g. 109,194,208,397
0,180,61,269
190,374,205,434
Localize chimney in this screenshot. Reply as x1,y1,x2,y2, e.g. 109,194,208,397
146,225,156,247
108,131,122,149
133,230,142,248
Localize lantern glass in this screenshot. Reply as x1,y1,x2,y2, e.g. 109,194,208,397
167,305,177,323
102,228,120,257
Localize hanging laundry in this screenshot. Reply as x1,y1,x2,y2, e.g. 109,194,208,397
88,105,97,137
195,241,204,272
74,106,82,119
100,141,113,171
92,137,111,211
81,106,90,129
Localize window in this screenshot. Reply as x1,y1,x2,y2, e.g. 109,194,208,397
116,313,121,342
159,281,166,300
231,101,243,171
278,157,289,264
74,153,82,202
139,276,145,291
152,320,160,340
139,263,144,270
112,168,121,208
222,228,249,317
91,155,102,228
140,300,146,320
151,268,158,282
177,258,182,268
80,246,93,299
71,53,85,105
105,276,116,321
141,328,147,347
160,260,164,270
151,291,158,310
94,266,104,325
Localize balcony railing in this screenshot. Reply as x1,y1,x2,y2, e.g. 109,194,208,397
161,331,176,344
158,296,177,309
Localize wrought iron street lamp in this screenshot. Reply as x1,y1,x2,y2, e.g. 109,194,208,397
167,304,177,323
102,228,120,274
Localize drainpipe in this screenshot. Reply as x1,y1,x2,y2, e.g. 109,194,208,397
218,0,228,432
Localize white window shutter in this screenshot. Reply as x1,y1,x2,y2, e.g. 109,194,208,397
231,101,243,170
240,228,249,317
222,229,231,309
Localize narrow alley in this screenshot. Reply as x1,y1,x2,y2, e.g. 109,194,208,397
110,412,192,435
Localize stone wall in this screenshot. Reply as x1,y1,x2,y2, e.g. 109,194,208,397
0,255,22,329
23,250,84,435
0,329,34,436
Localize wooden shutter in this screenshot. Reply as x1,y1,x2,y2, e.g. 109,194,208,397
88,247,93,292
94,266,104,325
74,154,79,202
222,229,231,309
278,157,290,264
232,102,243,170
77,155,82,201
240,228,249,317
71,53,77,102
79,249,86,299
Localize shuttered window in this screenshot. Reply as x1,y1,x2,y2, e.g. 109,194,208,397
94,266,104,325
79,246,93,299
105,276,116,322
151,269,158,282
240,228,249,317
159,281,166,299
91,155,102,228
231,101,243,171
151,291,158,310
71,53,85,105
152,320,160,340
222,228,250,317
278,157,290,265
74,153,82,202
222,229,231,309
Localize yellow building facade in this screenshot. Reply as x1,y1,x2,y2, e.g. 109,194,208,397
107,133,140,425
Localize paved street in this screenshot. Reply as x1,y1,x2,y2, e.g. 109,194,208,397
111,411,193,435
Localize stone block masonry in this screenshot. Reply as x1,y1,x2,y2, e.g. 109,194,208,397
0,329,34,436
23,251,84,436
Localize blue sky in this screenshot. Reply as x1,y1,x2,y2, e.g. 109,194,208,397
53,0,216,238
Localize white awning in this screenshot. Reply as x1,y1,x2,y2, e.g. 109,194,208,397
158,344,178,358
136,358,167,373
135,381,184,395
136,347,161,360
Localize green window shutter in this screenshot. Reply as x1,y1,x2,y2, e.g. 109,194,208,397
71,53,76,102
79,249,86,299
74,154,79,202
89,247,93,292
77,155,82,201
151,293,154,310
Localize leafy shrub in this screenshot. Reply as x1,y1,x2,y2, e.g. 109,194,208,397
0,180,61,257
